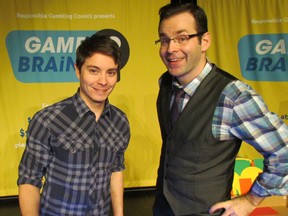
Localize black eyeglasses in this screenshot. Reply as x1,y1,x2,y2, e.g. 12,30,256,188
155,32,206,46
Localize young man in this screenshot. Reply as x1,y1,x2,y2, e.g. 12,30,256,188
153,3,288,216
18,34,130,216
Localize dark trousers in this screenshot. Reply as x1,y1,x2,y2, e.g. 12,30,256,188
153,192,175,216
153,192,224,216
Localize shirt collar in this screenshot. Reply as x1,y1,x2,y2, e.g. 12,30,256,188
73,88,111,119
172,61,213,97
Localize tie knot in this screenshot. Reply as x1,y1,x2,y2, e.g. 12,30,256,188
174,87,185,100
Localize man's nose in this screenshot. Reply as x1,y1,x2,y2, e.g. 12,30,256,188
97,73,107,85
167,39,179,53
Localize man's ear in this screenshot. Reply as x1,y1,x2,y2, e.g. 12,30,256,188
201,32,211,52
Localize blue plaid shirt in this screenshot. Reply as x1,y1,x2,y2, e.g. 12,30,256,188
18,90,130,215
172,62,288,197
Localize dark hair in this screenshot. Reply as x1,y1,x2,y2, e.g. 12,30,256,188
76,34,121,71
158,3,208,35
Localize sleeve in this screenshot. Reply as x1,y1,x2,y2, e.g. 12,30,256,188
17,110,53,188
228,81,288,197
111,115,130,172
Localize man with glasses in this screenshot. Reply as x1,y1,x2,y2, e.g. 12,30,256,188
153,2,288,216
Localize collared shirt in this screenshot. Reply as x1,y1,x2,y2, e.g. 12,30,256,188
171,62,211,110
171,62,288,197
18,90,130,215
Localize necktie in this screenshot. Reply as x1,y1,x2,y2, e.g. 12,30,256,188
170,87,185,125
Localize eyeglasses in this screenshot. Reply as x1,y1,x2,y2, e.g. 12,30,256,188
155,32,205,46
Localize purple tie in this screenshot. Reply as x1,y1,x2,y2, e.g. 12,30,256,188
170,87,185,125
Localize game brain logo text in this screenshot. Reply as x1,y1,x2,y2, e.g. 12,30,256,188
238,34,287,81
6,29,129,83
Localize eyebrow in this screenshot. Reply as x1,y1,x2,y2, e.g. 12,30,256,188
86,65,100,70
159,30,189,37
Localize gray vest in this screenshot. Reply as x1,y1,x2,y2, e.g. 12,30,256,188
156,65,242,215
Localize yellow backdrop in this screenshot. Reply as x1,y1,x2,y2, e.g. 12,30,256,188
0,0,169,197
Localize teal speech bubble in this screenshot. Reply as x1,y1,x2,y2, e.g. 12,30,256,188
238,34,288,81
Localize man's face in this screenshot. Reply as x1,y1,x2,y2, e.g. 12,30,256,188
75,53,118,109
158,12,209,85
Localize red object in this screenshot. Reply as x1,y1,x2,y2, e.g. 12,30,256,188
250,207,279,215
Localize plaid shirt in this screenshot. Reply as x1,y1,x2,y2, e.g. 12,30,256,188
172,62,288,197
18,90,130,215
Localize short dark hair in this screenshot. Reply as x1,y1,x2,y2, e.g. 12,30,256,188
158,3,208,34
76,34,121,71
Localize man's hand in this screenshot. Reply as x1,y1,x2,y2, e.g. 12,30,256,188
209,193,265,216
